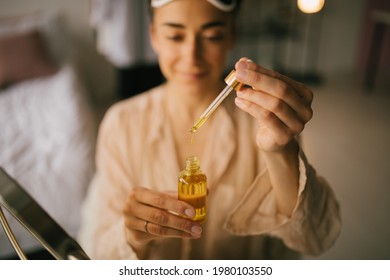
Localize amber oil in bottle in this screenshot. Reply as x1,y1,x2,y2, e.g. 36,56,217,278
178,156,207,224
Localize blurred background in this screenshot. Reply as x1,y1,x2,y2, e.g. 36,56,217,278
0,0,389,259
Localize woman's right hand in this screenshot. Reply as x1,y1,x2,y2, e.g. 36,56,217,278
123,186,203,251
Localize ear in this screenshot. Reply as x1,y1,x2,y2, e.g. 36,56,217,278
149,23,159,54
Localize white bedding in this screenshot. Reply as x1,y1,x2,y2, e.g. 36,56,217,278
0,64,96,257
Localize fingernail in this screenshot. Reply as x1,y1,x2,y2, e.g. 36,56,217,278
237,60,249,70
191,226,202,235
185,208,195,218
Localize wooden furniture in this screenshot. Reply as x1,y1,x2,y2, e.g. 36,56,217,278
364,10,390,91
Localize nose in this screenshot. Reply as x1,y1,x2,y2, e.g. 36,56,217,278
183,35,203,64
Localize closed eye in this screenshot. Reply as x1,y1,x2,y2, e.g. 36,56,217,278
166,35,184,42
203,35,224,42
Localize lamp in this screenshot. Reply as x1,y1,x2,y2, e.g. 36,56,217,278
293,0,326,84
297,0,325,14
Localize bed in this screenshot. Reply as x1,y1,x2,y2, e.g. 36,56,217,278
0,11,97,258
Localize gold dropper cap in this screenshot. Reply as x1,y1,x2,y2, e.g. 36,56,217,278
224,70,243,91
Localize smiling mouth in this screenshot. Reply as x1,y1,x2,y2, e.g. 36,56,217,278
180,72,207,79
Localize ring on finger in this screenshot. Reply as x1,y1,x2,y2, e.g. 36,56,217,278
144,221,150,234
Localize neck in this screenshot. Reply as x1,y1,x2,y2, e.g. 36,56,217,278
164,80,224,122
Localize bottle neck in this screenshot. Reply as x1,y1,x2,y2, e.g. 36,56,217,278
185,156,200,172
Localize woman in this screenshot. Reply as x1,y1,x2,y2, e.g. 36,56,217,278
79,0,341,259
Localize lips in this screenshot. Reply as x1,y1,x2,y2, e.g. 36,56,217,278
179,71,207,80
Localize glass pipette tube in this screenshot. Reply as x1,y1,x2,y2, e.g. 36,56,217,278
190,70,243,133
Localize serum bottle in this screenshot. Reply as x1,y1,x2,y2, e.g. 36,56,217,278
178,156,207,224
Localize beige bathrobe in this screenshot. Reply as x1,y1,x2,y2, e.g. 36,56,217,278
78,85,341,260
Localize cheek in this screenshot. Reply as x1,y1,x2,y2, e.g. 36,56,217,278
156,40,180,61
205,44,230,64
156,47,179,78
158,48,178,73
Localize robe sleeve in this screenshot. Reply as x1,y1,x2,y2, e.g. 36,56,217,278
78,105,141,259
223,148,342,256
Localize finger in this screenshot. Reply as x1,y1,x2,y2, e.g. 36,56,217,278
236,58,313,101
123,216,154,247
124,197,202,236
145,221,201,239
235,97,295,145
235,60,312,115
235,60,314,118
124,213,146,233
132,186,195,218
236,88,305,134
165,190,177,198
168,189,210,197
125,215,200,240
275,72,314,105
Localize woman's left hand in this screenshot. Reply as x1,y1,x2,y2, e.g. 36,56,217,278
234,58,313,153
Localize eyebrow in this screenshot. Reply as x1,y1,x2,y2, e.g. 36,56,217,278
162,21,226,30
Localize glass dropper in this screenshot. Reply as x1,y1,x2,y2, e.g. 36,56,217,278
190,70,243,133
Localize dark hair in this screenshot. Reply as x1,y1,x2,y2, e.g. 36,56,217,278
148,0,243,21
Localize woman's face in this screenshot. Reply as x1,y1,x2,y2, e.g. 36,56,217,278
150,0,236,90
